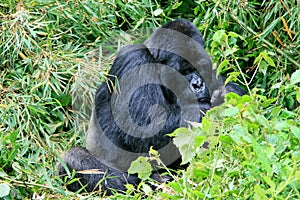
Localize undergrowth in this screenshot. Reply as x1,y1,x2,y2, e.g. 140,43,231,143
0,0,299,199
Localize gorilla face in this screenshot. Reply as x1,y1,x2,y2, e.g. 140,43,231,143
186,72,210,102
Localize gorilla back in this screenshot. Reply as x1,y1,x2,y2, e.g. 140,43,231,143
58,19,245,194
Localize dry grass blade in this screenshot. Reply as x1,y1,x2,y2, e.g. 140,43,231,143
281,17,293,40
272,31,285,47
77,169,104,175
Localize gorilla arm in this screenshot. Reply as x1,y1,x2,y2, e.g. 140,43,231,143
57,147,140,193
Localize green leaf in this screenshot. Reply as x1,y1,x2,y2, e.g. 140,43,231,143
265,145,275,160
291,70,300,85
221,107,239,117
141,182,153,195
255,114,270,128
296,90,300,103
168,182,182,193
271,82,282,89
224,72,240,85
212,30,226,44
173,128,196,164
254,53,262,65
254,184,268,200
27,104,47,116
252,139,273,174
57,94,72,106
0,183,10,198
228,32,246,43
224,47,237,56
125,184,135,194
172,128,191,147
0,170,8,177
261,52,275,67
229,124,252,143
258,60,268,75
291,126,300,139
295,171,300,180
228,31,241,38
194,136,206,148
219,135,235,144
128,157,152,180
274,121,290,131
172,1,183,9
263,176,275,193
216,59,229,77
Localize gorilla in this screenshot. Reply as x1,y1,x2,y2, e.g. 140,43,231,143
58,19,246,194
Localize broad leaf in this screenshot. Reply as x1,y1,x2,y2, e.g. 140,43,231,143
291,70,300,84
128,157,152,180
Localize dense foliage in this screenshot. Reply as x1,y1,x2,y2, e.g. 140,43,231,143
0,0,299,199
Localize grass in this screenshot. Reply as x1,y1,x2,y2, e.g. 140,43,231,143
0,0,299,199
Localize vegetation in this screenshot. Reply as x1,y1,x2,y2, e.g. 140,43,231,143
0,0,299,199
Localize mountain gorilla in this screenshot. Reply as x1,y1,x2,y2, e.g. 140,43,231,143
58,19,246,194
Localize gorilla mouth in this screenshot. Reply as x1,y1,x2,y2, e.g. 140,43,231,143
192,83,202,91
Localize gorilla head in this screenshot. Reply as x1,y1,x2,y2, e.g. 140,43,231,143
58,19,245,194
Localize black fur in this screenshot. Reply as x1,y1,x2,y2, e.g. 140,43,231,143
58,19,245,194
58,147,140,194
